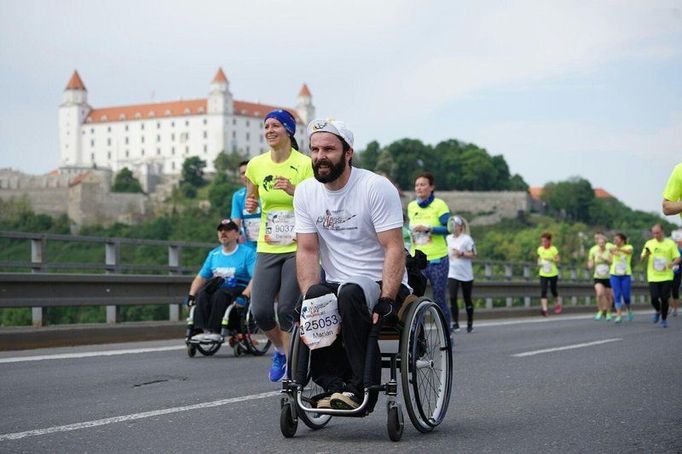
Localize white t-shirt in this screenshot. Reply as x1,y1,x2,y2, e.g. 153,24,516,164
447,233,476,281
294,167,409,286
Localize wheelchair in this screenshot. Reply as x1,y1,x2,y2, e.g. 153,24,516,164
185,297,271,358
279,295,453,441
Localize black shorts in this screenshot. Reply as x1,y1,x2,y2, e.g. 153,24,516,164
540,276,558,298
673,272,682,299
593,278,611,288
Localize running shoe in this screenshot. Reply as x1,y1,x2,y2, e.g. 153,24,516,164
661,319,668,328
614,315,622,323
627,311,634,322
451,321,461,333
268,351,287,382
605,312,612,321
330,392,361,410
316,395,333,409
554,303,562,314
652,312,660,324
467,325,474,333
594,311,603,321
541,309,548,317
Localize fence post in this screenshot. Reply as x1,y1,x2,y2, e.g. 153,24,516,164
484,263,492,281
584,296,591,306
31,237,46,327
524,297,531,308
506,297,513,308
504,265,512,281
523,266,530,281
571,296,577,306
570,269,577,282
168,244,182,322
105,240,120,324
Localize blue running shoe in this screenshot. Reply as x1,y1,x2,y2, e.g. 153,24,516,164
652,313,660,324
661,319,668,328
269,351,287,382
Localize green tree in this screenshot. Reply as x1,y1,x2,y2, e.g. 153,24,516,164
181,156,207,189
208,179,240,214
359,141,381,171
112,167,143,193
508,174,529,190
213,149,247,178
542,177,595,222
457,147,499,190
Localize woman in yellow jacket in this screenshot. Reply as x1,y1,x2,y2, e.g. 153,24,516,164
408,172,452,326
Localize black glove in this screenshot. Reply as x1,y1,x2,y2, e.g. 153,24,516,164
185,294,196,307
373,297,394,318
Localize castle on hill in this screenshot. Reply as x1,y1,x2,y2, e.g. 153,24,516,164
58,68,315,178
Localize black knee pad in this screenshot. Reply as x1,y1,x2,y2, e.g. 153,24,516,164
304,283,335,300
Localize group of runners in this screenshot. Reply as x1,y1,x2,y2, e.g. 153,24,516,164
535,225,682,327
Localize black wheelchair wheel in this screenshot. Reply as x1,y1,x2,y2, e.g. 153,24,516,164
186,344,197,358
243,307,272,356
400,297,453,433
280,403,298,438
288,325,332,430
387,403,404,442
197,342,221,356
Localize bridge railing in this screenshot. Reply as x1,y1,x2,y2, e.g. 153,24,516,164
0,231,651,328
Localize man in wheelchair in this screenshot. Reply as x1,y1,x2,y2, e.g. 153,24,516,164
293,119,411,410
186,219,256,341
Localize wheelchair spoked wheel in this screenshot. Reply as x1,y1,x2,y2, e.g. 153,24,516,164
289,326,332,430
400,297,453,433
243,307,272,356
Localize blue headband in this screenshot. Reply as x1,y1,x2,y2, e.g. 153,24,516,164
264,110,296,137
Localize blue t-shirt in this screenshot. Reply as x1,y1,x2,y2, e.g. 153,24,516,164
198,244,256,288
230,187,261,250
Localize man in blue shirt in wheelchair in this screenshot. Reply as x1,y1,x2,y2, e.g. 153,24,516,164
294,119,411,410
186,219,256,340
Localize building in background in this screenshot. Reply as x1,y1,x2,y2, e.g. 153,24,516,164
58,68,315,189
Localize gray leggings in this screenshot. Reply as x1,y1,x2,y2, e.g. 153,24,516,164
250,251,300,332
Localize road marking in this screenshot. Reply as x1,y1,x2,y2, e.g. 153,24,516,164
0,391,279,441
512,338,623,357
0,345,186,364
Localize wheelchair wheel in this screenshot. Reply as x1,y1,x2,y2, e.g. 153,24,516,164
387,402,404,442
400,297,453,433
197,342,221,356
289,326,332,430
280,403,298,438
186,344,197,358
243,307,272,356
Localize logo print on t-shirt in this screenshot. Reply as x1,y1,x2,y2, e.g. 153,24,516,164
316,209,358,231
263,175,274,192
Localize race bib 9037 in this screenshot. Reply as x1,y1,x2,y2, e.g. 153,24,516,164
264,211,295,246
299,293,341,350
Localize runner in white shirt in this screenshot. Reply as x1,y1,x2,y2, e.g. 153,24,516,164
294,118,410,411
446,216,477,333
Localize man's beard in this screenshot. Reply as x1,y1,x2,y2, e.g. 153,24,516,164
313,156,346,183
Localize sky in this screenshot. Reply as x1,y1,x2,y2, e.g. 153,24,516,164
1,0,681,221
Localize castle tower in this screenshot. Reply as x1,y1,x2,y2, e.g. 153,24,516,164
59,71,90,167
296,83,315,126
207,67,233,115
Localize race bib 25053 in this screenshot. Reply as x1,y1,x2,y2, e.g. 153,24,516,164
299,293,341,350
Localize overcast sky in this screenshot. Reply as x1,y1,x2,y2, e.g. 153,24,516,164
1,0,680,221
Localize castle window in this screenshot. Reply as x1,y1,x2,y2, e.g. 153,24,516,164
184,108,190,114
119,114,126,120
107,151,111,160
203,119,207,125
90,139,95,147
185,146,189,154
232,119,236,125
198,107,204,113
141,136,145,144
148,111,155,117
157,135,161,142
171,133,175,141
171,147,175,155
107,138,111,146
165,110,171,116
172,162,175,170
246,146,250,154
125,125,129,131
246,120,250,127
157,148,161,156
91,128,94,134
185,120,189,126
232,131,236,139
141,149,145,156
203,145,207,153
125,150,129,158
157,122,161,129
134,112,142,118
171,121,175,127
91,153,95,161
107,126,111,132
246,132,250,141
101,115,108,121
141,123,145,130
203,131,207,139
125,137,129,145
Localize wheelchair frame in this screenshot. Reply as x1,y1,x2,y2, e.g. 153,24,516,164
279,296,453,441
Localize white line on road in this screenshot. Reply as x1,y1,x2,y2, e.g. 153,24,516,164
0,345,186,364
512,338,623,357
0,391,279,441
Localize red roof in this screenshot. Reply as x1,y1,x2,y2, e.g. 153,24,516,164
69,172,90,187
65,71,86,91
299,83,311,97
85,99,302,123
212,67,228,84
529,186,613,200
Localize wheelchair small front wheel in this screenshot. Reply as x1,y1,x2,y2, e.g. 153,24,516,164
280,403,298,438
387,403,404,442
186,344,197,358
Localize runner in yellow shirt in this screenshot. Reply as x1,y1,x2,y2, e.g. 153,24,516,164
587,232,614,321
536,232,561,317
608,233,634,322
244,109,313,381
662,162,682,218
640,224,681,328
